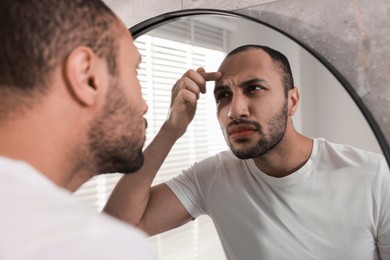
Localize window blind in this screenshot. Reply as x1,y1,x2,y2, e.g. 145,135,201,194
73,17,232,260
135,35,227,259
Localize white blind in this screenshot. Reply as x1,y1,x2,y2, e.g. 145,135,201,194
74,17,232,259
146,16,233,52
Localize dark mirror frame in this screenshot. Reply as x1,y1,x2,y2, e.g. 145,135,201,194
130,8,390,165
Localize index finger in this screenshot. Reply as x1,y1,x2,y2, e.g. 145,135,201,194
197,67,222,81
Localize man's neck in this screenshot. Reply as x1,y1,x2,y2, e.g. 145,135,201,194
252,132,313,178
0,116,84,190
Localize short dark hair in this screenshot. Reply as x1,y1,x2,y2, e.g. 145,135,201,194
227,45,294,97
0,0,118,95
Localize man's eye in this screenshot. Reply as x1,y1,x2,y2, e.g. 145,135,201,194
247,85,263,92
215,91,231,103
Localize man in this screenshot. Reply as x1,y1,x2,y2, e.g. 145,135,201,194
105,45,390,259
0,0,156,259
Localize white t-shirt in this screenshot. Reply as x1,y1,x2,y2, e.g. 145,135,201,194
0,156,157,260
166,138,390,260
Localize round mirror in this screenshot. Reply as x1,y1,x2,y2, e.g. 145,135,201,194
126,9,385,259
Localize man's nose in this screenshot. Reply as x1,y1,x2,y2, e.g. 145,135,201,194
228,94,249,120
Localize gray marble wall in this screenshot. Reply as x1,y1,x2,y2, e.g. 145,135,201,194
105,0,390,160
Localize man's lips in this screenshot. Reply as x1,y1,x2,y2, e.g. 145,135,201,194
227,124,258,137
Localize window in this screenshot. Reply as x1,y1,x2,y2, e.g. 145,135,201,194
73,17,233,259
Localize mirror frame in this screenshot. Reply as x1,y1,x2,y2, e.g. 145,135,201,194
130,8,390,165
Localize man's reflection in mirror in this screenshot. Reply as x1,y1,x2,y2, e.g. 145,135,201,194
105,44,390,260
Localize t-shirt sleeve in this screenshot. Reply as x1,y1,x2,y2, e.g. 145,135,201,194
376,157,390,259
165,154,220,219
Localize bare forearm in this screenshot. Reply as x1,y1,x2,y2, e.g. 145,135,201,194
103,122,180,225
103,68,221,231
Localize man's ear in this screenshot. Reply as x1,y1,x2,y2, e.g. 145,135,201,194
288,87,300,116
64,46,103,106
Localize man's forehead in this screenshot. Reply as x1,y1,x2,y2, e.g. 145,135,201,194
219,50,276,76
221,49,271,65
120,29,139,56
217,63,264,81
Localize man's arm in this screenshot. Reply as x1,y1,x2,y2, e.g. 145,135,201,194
103,68,221,235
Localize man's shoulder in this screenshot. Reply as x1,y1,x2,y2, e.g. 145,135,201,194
318,138,383,158
316,138,386,170
63,212,155,258
0,184,156,259
188,150,244,174
0,157,156,259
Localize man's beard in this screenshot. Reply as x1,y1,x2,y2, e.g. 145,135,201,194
86,78,146,175
227,101,288,159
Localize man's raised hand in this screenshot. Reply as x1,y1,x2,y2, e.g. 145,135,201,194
166,67,222,138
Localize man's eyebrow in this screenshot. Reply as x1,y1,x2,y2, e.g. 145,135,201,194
214,78,268,94
239,78,268,87
213,84,229,95
136,54,142,70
